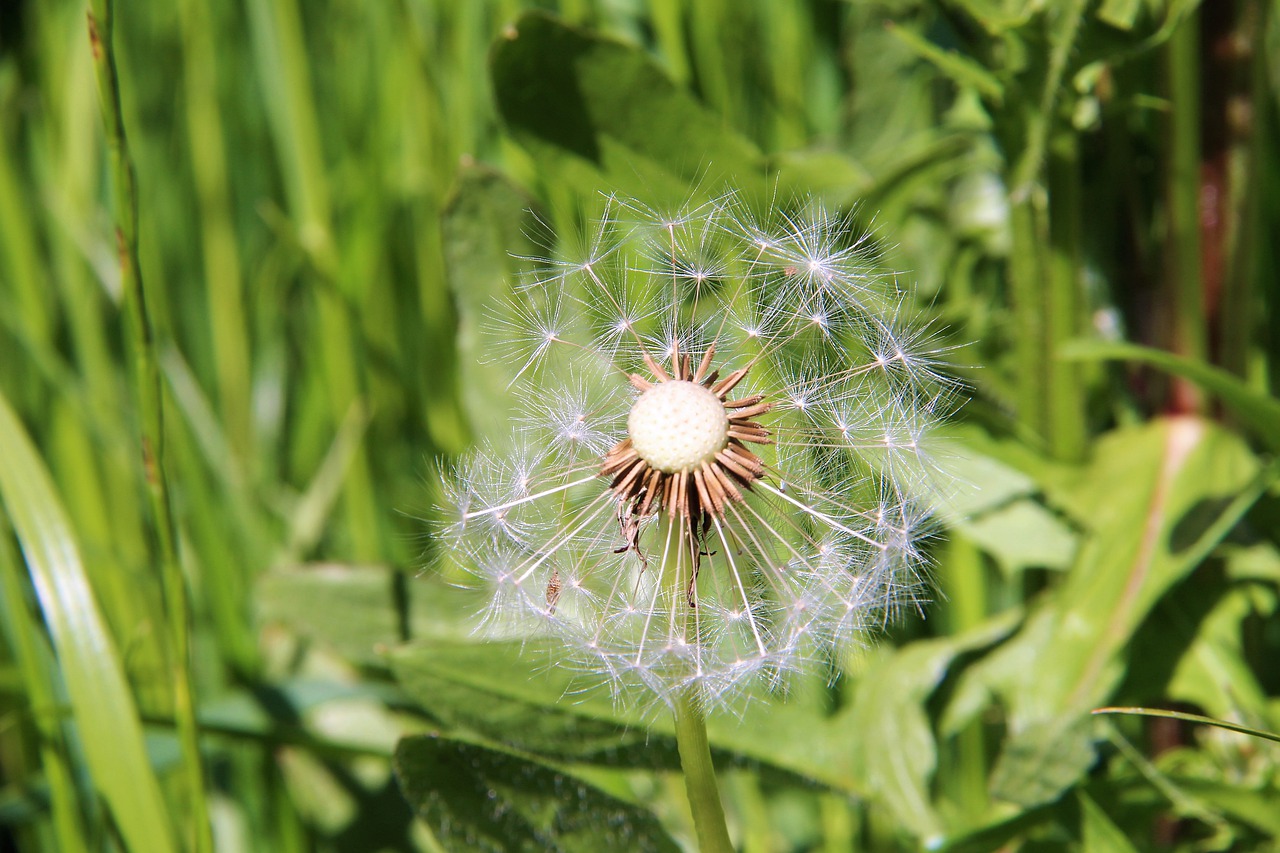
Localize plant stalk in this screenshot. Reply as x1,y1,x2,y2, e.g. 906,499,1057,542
674,689,735,853
86,2,212,850
660,518,734,852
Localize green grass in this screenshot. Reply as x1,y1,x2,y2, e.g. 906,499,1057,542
1,0,1279,850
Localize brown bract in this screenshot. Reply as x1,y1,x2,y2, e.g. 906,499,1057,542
599,342,774,548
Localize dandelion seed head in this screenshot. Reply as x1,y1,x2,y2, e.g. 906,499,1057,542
440,190,956,711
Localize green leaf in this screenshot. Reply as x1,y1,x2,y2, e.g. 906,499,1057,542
284,400,369,560
194,677,405,758
394,735,679,853
389,638,684,771
932,434,1079,574
1028,419,1263,714
946,0,1038,34
768,150,875,204
965,419,1269,807
1147,575,1272,719
441,165,542,439
490,12,761,195
933,803,1058,853
958,500,1077,574
0,388,177,852
1171,776,1280,836
1060,340,1280,452
388,637,862,791
257,564,473,664
932,435,1041,517
0,532,89,851
1097,0,1143,30
883,21,1004,103
1093,707,1280,746
990,716,1097,809
845,620,1018,837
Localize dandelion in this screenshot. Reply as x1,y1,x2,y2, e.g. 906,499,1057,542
442,190,958,716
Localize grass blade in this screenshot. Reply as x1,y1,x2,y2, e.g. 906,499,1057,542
0,387,176,853
1060,340,1280,451
1093,707,1280,745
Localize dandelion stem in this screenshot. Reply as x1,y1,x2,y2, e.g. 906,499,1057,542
674,689,734,853
657,518,734,852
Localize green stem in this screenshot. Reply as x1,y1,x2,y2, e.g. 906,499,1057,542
1004,0,1089,452
1045,128,1087,461
1166,9,1207,411
659,518,734,852
674,689,735,853
1008,195,1047,439
938,536,989,820
86,3,211,850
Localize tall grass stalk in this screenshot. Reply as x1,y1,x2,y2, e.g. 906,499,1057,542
246,0,385,562
85,0,211,848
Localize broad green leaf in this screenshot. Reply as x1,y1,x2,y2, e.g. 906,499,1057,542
958,500,1077,574
1061,340,1280,452
844,612,1020,838
196,677,406,757
388,637,860,790
441,165,542,439
391,609,1019,818
941,767,1276,853
257,564,473,664
1025,419,1262,716
945,0,1038,33
932,434,1079,574
933,803,1058,853
1147,578,1271,720
932,436,1040,517
0,388,177,852
989,716,1096,809
1226,542,1280,584
768,150,875,205
964,419,1268,807
394,735,679,853
389,638,685,771
490,12,761,196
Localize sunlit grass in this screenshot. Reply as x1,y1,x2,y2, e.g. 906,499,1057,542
0,1,1277,850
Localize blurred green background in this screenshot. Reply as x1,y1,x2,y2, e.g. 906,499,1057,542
1,0,1279,850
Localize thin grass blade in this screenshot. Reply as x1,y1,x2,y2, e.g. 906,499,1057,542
0,387,177,853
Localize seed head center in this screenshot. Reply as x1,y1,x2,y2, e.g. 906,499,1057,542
628,380,728,473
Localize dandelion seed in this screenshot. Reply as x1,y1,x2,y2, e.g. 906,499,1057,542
441,191,956,710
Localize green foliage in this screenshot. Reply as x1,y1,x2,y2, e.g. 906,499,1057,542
0,388,175,852
490,12,762,198
394,736,680,853
1,0,1279,851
